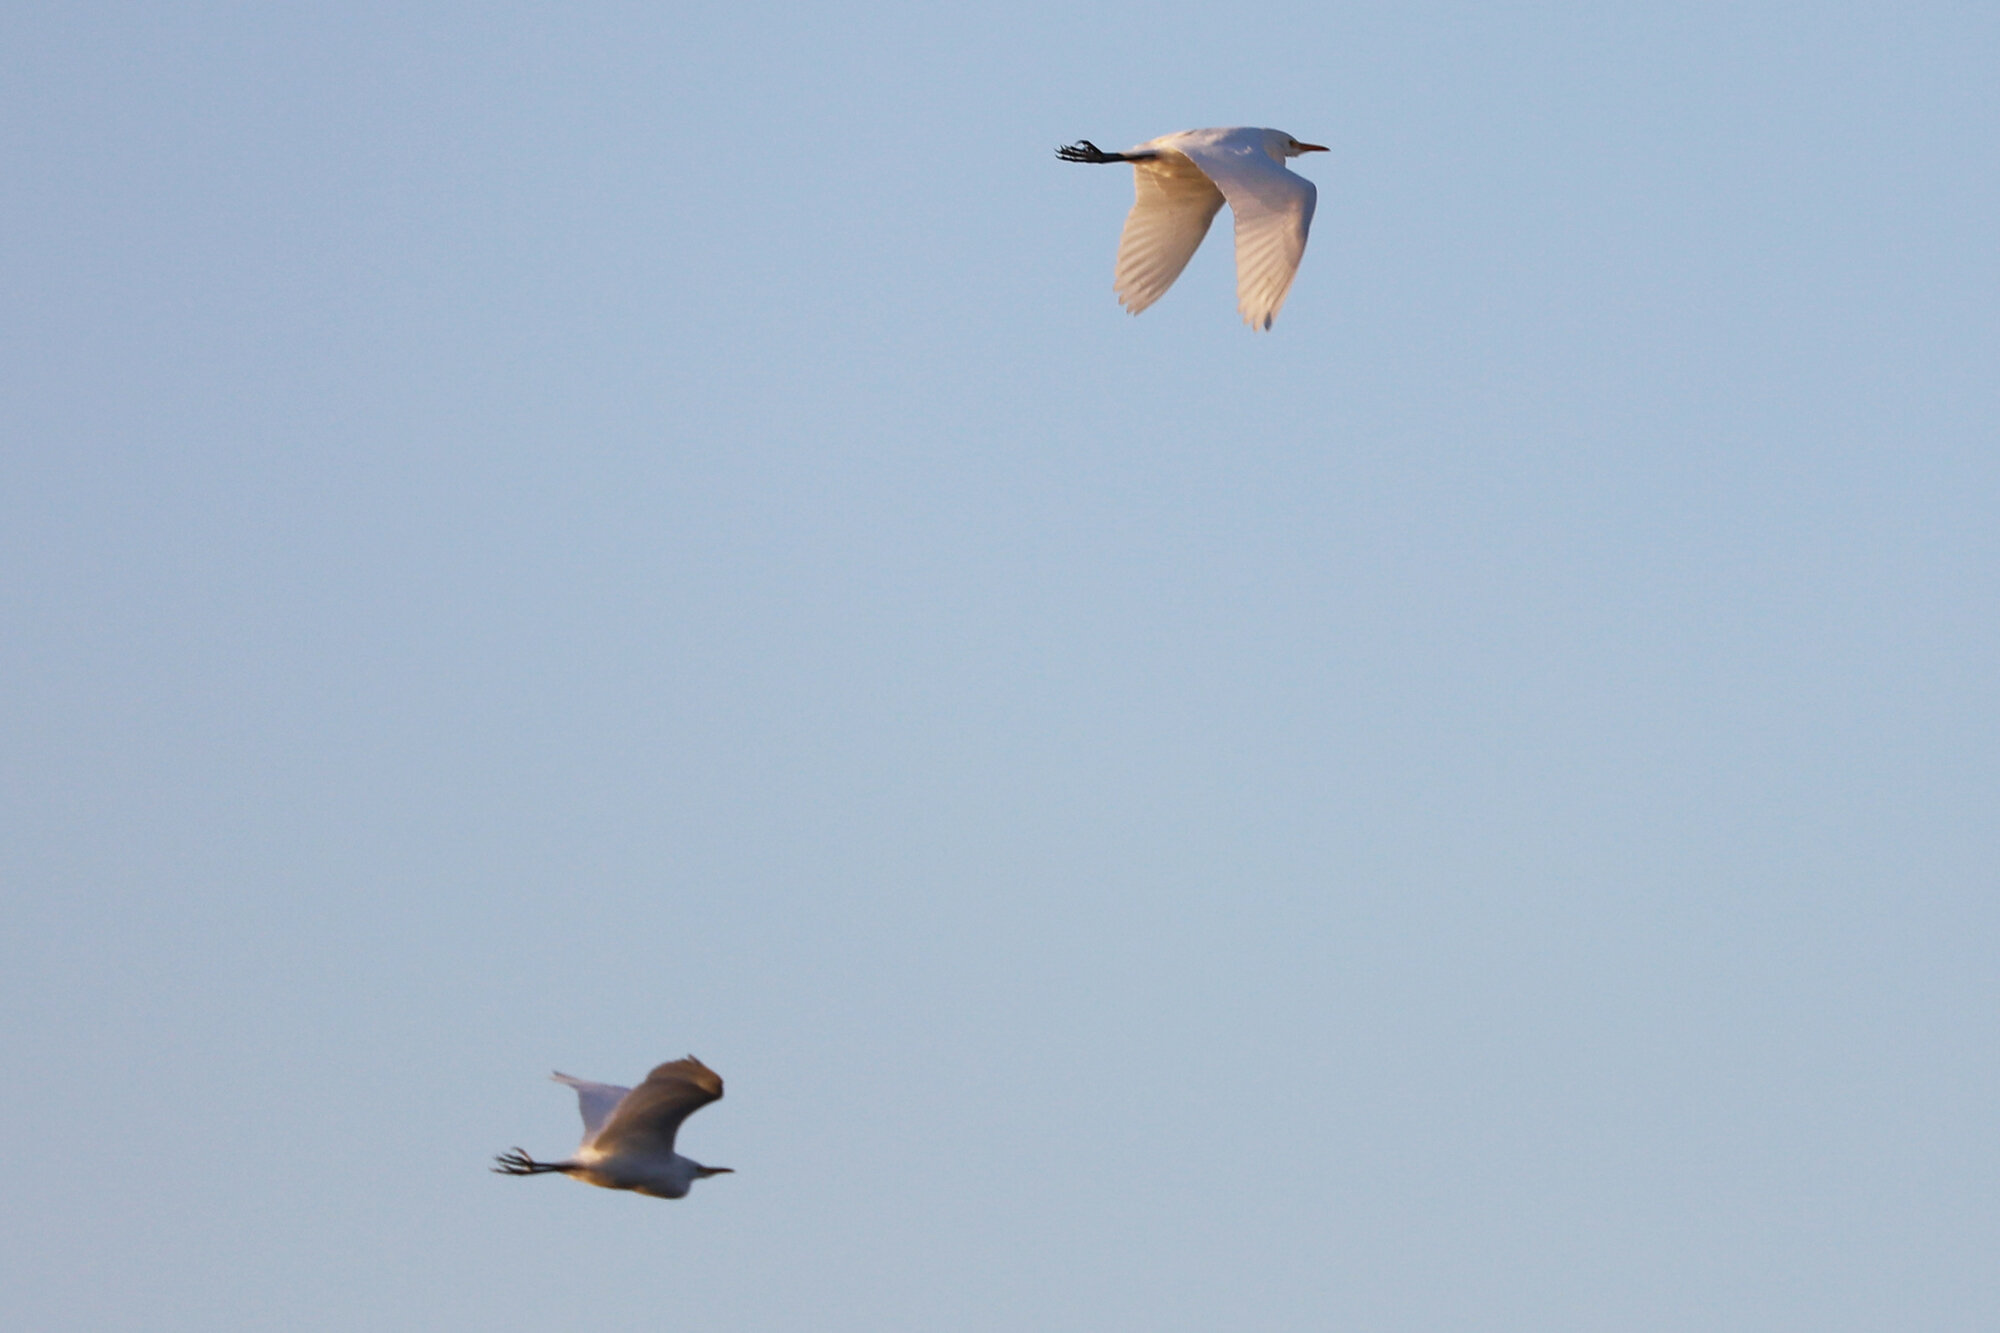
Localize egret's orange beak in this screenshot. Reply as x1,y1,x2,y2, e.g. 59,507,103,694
1297,142,1330,153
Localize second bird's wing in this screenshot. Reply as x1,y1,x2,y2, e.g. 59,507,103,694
1114,151,1227,316
588,1056,725,1157
1174,139,1318,329
552,1072,632,1145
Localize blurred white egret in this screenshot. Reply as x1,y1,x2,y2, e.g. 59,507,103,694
493,1056,733,1200
1057,127,1328,329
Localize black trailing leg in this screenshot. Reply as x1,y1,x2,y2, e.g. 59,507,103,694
492,1148,567,1176
1056,140,1159,164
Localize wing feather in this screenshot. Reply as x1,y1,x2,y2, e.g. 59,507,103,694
1174,137,1318,329
551,1072,632,1146
587,1056,724,1157
1113,152,1226,316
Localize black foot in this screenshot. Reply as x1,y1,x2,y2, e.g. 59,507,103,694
492,1147,551,1176
1056,140,1122,164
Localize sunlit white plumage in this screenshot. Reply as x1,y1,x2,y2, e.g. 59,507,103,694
1057,127,1328,329
493,1056,733,1200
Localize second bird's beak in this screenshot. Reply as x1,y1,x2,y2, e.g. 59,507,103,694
1297,142,1330,153
698,1166,736,1176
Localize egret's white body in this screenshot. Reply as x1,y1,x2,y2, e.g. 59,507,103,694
1057,127,1328,329
493,1056,733,1200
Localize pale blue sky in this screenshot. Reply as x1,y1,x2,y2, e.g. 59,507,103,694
5,2,1997,1329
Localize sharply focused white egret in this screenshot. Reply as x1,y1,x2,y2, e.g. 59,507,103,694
493,1056,733,1200
1057,127,1328,329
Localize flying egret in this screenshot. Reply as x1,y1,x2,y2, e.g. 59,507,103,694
1057,127,1328,329
493,1056,733,1200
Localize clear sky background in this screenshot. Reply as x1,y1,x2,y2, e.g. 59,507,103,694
5,2,1997,1329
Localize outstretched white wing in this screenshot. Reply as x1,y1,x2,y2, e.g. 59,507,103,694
588,1056,725,1159
1174,134,1318,329
551,1072,632,1145
1113,151,1226,316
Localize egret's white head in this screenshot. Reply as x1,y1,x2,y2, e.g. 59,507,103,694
1271,131,1330,158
